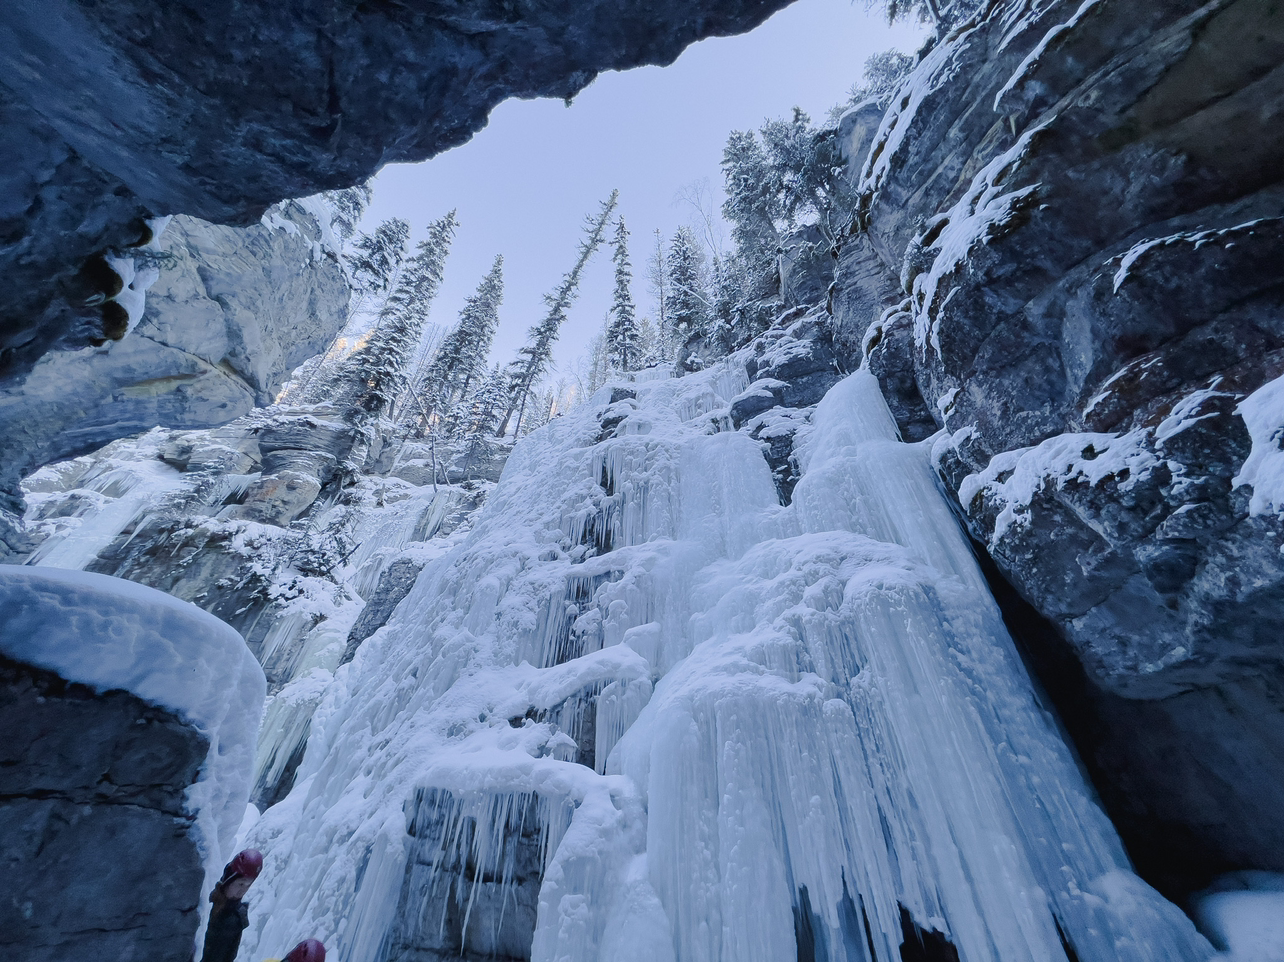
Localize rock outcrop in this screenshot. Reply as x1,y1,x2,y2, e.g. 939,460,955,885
0,201,350,557
22,406,507,814
829,0,1284,895
0,565,265,961
0,0,794,381
0,654,208,962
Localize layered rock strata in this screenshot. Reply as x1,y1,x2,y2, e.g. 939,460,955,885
0,201,350,558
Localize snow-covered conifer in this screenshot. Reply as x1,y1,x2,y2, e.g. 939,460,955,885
322,183,373,243
347,218,411,297
606,218,639,373
866,0,983,31
498,191,619,437
666,226,709,348
416,254,504,430
342,211,457,419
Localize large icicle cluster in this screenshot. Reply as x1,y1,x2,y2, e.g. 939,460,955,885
240,358,1213,962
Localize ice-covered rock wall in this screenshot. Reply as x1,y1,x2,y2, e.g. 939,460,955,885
19,402,507,815
0,565,265,960
829,0,1284,893
239,359,1214,962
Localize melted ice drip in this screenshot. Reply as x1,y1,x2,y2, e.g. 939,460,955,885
241,364,1212,962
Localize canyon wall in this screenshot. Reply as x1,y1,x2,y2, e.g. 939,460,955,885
829,0,1284,895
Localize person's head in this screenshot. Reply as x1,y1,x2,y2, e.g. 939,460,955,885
218,848,263,899
284,939,326,962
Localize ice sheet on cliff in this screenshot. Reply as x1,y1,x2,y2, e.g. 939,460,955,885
240,362,1213,962
0,565,266,952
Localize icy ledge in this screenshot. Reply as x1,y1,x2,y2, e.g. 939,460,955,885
0,565,266,951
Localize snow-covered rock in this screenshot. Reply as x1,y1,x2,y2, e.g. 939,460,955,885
0,565,265,959
0,0,796,387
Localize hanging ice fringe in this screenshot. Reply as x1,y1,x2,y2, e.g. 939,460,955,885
241,358,1214,962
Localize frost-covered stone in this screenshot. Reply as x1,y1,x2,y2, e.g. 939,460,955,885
0,654,208,961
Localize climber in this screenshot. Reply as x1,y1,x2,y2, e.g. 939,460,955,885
199,848,264,962
264,938,327,962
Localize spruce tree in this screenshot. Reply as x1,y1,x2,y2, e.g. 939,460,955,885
341,211,457,419
347,218,411,297
465,366,510,438
666,226,709,349
295,216,411,404
721,131,781,297
322,183,374,242
417,254,504,429
606,217,639,373
498,191,619,437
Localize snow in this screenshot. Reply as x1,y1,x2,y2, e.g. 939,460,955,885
1112,219,1268,294
993,0,1104,110
0,565,265,954
23,428,186,570
239,358,1211,962
1195,873,1284,962
1232,372,1284,517
958,426,1160,544
262,195,345,265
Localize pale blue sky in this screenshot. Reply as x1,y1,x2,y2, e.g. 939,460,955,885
359,0,922,381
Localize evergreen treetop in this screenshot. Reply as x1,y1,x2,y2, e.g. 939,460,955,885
606,217,639,373
420,253,505,420
499,190,619,437
666,225,709,348
343,211,457,419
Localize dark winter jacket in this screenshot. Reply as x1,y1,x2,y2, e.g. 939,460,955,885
201,897,250,962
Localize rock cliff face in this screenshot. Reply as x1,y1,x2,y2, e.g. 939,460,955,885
0,201,350,557
0,565,265,962
0,0,794,381
0,655,208,962
828,0,1284,895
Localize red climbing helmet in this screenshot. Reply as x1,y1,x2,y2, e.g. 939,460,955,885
284,939,326,962
220,848,264,884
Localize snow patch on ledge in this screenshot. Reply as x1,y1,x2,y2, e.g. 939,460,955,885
1233,373,1284,517
0,565,266,953
1111,219,1269,294
993,0,1105,110
959,428,1159,544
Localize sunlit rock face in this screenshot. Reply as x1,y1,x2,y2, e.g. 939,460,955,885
0,0,794,377
829,0,1284,892
0,202,349,557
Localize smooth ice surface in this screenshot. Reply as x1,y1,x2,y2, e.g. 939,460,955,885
0,564,266,950
242,362,1213,962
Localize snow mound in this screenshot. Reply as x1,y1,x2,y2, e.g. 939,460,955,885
0,565,266,952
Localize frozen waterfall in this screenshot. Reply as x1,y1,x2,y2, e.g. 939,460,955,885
240,362,1214,962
